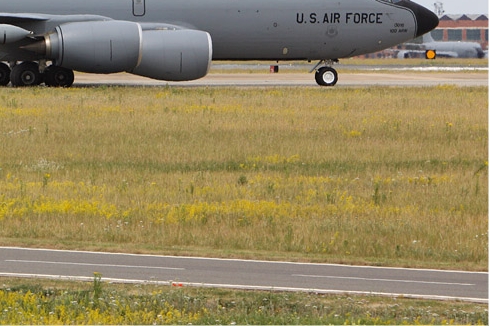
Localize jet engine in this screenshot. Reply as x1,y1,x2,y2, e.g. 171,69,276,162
0,24,32,44
31,20,212,81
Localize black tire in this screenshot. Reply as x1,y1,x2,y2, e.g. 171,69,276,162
315,66,338,86
44,66,75,87
10,62,42,87
0,62,11,86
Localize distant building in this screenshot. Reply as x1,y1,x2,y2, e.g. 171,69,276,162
360,14,488,58
435,14,488,50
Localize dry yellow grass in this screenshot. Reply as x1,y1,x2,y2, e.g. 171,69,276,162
0,85,487,270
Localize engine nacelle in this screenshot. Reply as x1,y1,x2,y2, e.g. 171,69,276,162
0,24,32,44
130,29,213,81
42,21,212,81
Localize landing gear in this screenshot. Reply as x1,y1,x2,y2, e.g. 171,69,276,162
315,67,338,87
44,66,75,87
3,61,75,87
10,61,42,87
0,63,11,86
311,59,339,87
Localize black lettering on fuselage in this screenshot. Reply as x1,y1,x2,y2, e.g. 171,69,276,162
346,12,382,24
323,12,340,23
309,13,317,23
296,13,304,24
297,12,382,24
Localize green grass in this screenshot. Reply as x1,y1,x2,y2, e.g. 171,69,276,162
0,83,487,325
0,85,487,270
0,277,487,325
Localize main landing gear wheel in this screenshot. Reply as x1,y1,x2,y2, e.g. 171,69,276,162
10,62,42,87
315,66,338,87
0,62,11,86
44,66,75,87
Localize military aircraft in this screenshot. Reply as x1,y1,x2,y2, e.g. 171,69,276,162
0,0,438,87
398,32,486,59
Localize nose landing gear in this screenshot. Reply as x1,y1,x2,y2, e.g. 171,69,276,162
311,59,339,87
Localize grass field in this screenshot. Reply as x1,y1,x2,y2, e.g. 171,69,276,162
0,84,487,270
1,277,487,325
0,80,487,324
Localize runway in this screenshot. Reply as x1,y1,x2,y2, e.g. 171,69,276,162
0,247,487,303
73,71,488,87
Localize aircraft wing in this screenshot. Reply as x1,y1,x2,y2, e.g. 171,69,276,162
397,49,458,59
0,13,191,35
0,13,49,23
0,13,116,36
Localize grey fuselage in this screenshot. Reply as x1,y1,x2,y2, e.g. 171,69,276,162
0,0,437,61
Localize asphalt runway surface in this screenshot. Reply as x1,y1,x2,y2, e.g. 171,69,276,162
0,247,487,303
74,70,488,87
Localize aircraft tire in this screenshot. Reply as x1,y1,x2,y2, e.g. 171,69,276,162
10,62,42,87
44,66,75,88
0,62,11,86
315,67,338,86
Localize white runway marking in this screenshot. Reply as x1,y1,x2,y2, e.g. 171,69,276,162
292,274,475,286
6,259,185,271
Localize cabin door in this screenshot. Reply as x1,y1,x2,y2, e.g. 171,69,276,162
133,0,146,16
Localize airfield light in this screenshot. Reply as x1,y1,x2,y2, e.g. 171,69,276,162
425,49,437,59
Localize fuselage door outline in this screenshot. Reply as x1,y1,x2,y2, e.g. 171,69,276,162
133,0,145,16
